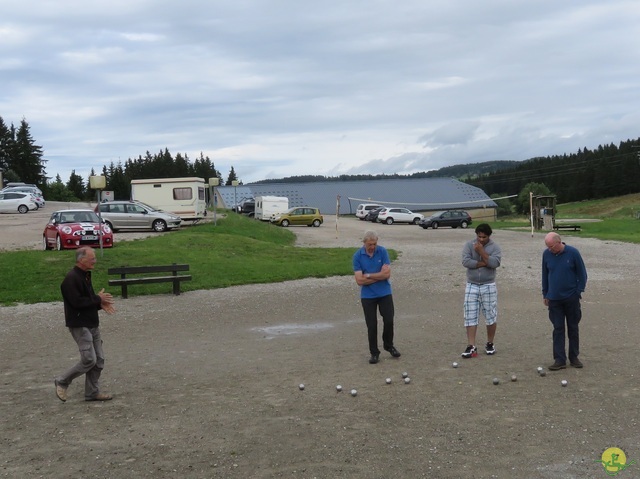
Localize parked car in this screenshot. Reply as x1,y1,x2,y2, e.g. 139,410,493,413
2,182,42,195
95,200,181,232
1,185,44,197
356,203,384,220
43,209,113,250
419,210,472,229
377,207,424,225
0,191,38,214
27,192,46,209
270,207,323,227
365,206,386,222
238,198,255,216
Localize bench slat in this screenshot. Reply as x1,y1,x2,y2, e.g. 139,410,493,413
109,275,192,286
108,264,189,275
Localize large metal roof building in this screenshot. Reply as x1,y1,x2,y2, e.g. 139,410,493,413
214,177,496,217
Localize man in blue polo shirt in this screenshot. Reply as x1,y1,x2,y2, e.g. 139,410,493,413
542,232,588,370
353,230,401,364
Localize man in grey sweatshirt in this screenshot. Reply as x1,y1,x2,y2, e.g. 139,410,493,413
461,223,502,358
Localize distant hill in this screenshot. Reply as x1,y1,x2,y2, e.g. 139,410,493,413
250,160,520,184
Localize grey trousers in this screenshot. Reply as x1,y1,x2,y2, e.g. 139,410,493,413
56,327,105,400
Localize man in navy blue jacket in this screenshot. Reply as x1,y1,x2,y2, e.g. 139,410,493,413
542,232,588,370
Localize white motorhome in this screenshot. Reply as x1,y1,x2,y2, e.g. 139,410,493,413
254,195,289,221
130,177,207,221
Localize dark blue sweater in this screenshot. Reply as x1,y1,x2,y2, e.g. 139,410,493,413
542,244,587,300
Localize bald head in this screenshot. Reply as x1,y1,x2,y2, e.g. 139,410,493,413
544,232,564,254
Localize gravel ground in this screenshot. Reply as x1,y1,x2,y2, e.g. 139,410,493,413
1,208,639,478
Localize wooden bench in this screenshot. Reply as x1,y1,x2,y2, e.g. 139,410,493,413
553,224,581,232
108,264,191,299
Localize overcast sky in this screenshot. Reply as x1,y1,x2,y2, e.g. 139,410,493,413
1,1,639,184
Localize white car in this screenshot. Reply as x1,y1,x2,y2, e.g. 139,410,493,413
0,191,38,214
355,203,385,220
376,207,424,225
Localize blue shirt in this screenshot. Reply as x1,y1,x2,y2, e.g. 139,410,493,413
542,244,587,300
353,245,392,299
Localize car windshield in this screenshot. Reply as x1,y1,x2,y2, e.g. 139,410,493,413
59,211,100,223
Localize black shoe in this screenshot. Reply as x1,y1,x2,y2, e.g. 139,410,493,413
548,361,566,371
570,359,583,368
369,354,380,364
385,346,401,358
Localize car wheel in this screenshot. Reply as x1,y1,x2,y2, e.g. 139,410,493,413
432,222,439,229
42,236,50,250
55,235,63,251
312,219,321,227
421,225,429,229
461,221,469,228
412,217,420,225
152,219,167,232
281,219,290,227
18,204,29,214
385,218,394,225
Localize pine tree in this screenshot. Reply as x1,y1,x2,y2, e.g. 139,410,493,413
226,166,239,185
12,119,47,185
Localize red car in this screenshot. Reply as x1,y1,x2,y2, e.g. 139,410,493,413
43,209,114,250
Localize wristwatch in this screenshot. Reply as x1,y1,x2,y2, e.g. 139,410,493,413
366,273,371,279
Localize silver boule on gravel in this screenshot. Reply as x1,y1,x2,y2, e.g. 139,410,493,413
385,378,392,384
299,383,305,390
539,370,547,377
402,372,409,378
336,385,342,392
561,379,568,387
350,389,357,396
492,378,500,385
511,375,517,382
404,377,411,384
452,362,459,368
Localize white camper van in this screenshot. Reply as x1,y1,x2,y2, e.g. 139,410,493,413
130,177,207,221
254,195,289,221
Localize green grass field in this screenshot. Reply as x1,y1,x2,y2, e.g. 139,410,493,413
1,193,639,306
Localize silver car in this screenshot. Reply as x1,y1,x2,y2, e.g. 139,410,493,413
95,200,182,232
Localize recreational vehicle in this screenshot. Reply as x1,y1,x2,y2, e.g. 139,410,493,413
254,195,289,221
130,177,207,221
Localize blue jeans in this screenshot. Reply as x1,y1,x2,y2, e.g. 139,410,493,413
56,327,105,399
361,295,394,355
547,294,582,364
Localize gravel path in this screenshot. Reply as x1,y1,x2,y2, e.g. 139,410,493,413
1,211,639,478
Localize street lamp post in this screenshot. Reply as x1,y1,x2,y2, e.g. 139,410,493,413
209,177,220,226
232,180,239,213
